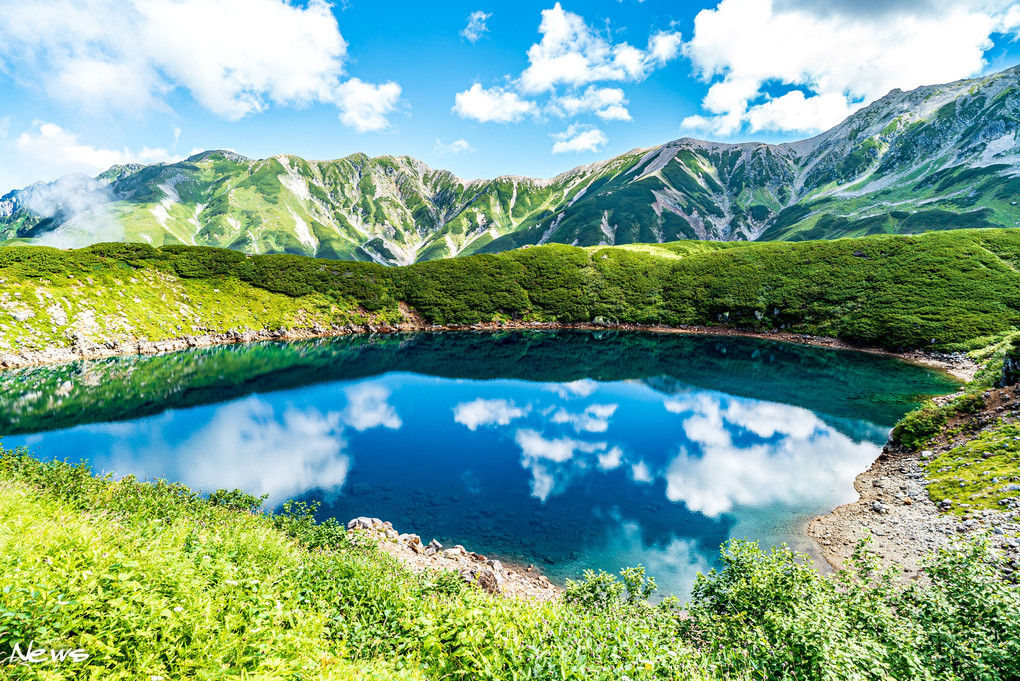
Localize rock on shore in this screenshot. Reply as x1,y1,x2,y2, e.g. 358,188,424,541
345,516,561,602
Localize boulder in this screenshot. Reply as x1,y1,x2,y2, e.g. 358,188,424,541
461,568,500,594
347,517,374,530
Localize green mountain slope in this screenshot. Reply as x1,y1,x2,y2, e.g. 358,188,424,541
3,66,1020,264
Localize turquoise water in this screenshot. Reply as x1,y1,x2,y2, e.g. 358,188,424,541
0,331,958,597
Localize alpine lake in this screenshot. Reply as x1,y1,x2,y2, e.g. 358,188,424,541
0,331,959,598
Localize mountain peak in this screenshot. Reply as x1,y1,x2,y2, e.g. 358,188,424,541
3,63,1020,263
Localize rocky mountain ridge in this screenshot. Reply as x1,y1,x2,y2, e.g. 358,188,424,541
2,65,1019,264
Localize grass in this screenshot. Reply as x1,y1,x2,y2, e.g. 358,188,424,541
925,422,1020,512
3,230,1020,678
0,446,1018,680
890,331,1020,511
6,229,1020,353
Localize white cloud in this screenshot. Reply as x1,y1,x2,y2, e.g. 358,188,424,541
552,123,608,154
515,428,602,463
14,121,178,177
453,83,538,123
451,3,681,138
554,86,632,121
648,30,683,65
519,3,681,94
550,403,618,433
332,78,402,133
1,120,180,193
0,0,401,131
515,428,608,501
0,117,10,139
434,138,477,155
342,383,402,431
681,0,1013,135
461,10,492,43
454,398,528,430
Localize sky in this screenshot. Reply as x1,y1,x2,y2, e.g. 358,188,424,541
1,0,1020,194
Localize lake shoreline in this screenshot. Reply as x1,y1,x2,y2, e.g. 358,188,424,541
0,318,977,381
2,318,977,594
809,381,1020,580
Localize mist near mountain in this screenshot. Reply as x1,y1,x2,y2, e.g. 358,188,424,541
2,65,1019,265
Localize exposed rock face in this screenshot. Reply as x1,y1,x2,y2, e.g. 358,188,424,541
4,66,1020,262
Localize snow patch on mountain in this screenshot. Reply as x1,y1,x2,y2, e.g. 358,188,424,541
288,207,317,253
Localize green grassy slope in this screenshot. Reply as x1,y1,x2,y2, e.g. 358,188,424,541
1,446,1017,680
4,229,1020,356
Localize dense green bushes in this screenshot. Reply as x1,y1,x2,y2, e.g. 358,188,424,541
5,228,1020,350
2,446,1019,680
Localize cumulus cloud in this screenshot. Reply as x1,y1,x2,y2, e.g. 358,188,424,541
630,460,654,483
15,121,177,178
515,428,609,501
681,0,1016,135
0,119,180,203
454,398,529,430
552,123,609,154
332,78,402,133
553,86,632,121
342,383,402,431
451,3,682,150
0,0,401,130
461,10,492,43
452,83,538,123
519,3,680,93
515,428,604,463
597,445,624,470
434,138,477,155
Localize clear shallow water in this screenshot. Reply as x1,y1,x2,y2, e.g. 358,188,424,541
0,331,957,597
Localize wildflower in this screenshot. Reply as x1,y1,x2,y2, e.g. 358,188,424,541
173,606,184,612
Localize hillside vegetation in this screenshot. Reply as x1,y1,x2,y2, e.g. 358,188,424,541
3,229,1020,355
1,445,1018,680
2,66,1019,263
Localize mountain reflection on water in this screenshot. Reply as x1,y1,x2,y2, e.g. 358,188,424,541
0,331,957,597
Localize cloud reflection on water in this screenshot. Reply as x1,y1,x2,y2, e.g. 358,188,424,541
662,394,877,516
454,382,881,518
101,397,350,505
89,385,405,505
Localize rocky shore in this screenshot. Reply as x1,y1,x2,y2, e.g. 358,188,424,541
809,380,1020,581
0,315,989,593
345,516,561,602
0,317,974,377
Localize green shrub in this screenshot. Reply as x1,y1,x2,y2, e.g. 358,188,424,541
892,403,951,449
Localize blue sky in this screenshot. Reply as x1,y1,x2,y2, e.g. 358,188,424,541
1,0,1019,193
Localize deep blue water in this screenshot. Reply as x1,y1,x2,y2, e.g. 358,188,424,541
0,331,958,597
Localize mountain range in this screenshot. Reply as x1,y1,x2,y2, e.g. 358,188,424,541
3,65,1019,265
